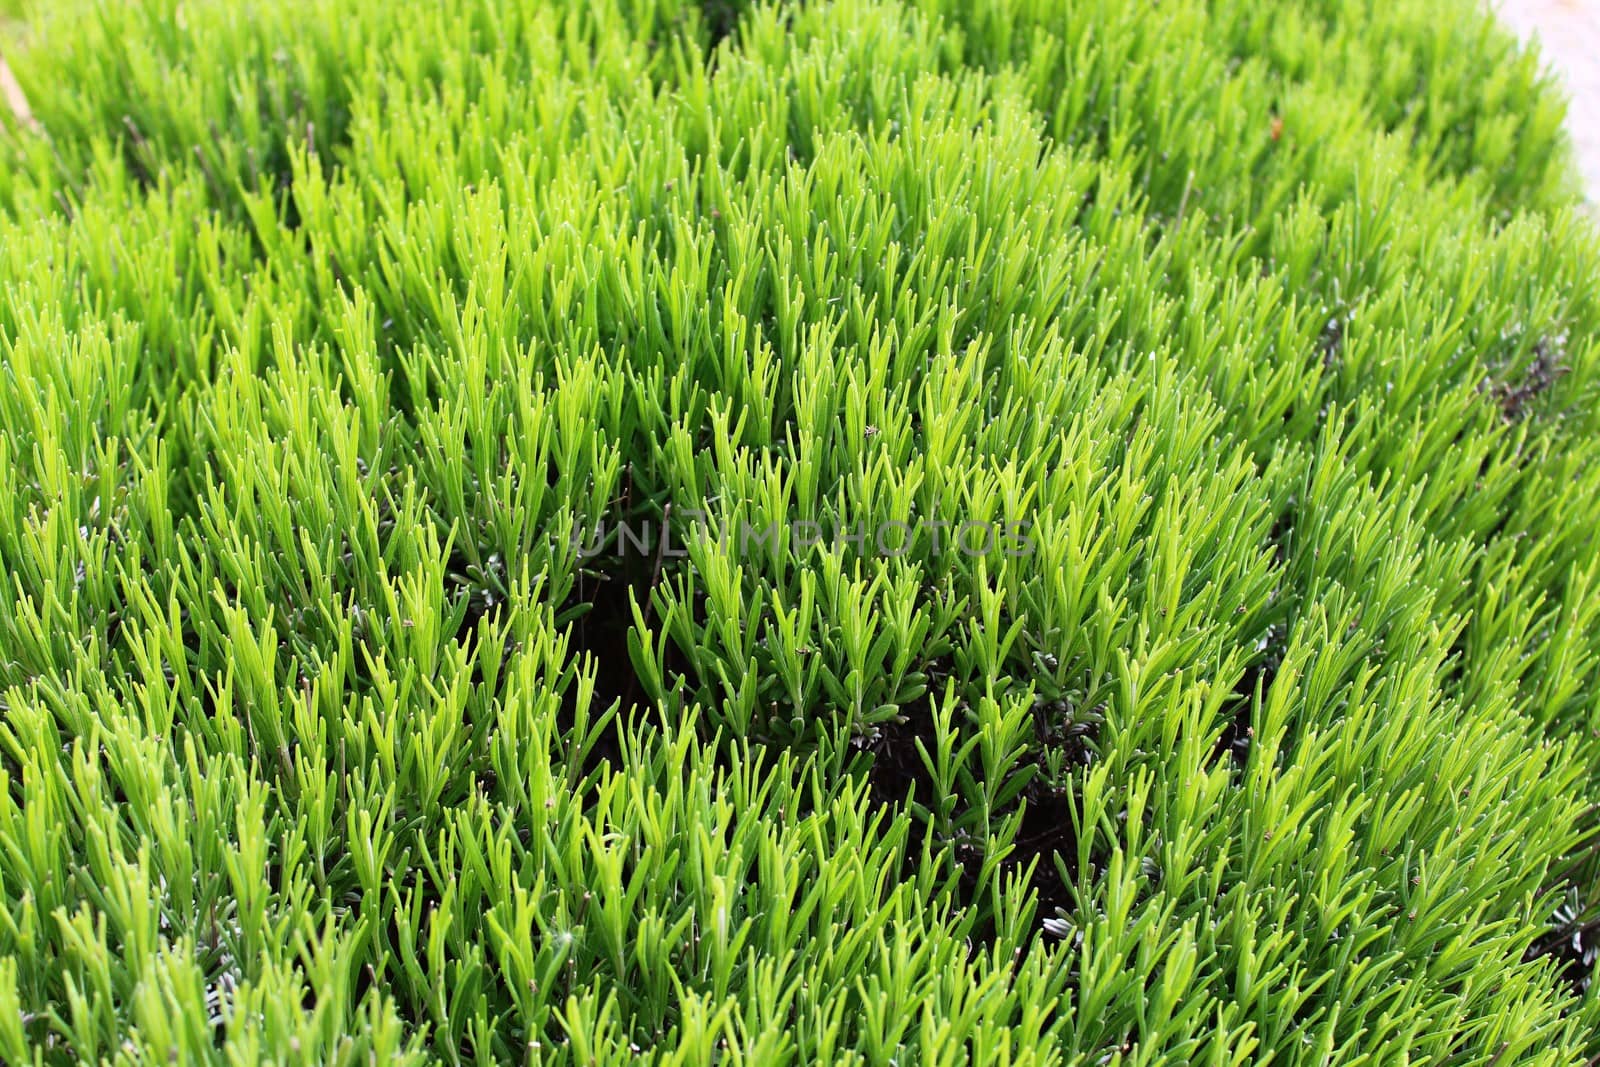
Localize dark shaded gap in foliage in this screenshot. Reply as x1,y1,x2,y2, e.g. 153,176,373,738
1482,333,1571,424
1212,508,1294,770
557,506,700,779
1528,807,1600,1001
700,0,750,55
858,669,1102,949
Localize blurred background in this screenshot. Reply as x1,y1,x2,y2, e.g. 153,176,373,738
1495,0,1598,201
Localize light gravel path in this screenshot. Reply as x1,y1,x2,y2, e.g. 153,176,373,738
0,51,32,131
1494,0,1600,201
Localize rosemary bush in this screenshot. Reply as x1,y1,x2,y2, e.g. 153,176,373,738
1,0,1598,1062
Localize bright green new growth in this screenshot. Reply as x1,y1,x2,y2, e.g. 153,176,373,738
1,0,1598,1062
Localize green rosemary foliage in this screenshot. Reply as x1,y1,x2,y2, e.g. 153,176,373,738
1,0,1598,1062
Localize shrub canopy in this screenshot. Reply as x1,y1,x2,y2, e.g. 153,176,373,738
1,0,1599,1063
